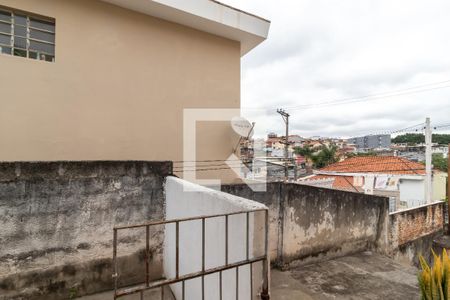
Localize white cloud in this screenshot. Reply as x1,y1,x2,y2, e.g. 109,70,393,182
222,0,450,138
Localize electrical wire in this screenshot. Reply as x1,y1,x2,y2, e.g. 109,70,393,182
242,79,450,111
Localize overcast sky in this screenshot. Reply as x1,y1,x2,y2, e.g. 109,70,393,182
221,0,450,138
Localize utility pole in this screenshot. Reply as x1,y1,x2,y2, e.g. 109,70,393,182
277,109,290,181
425,117,433,204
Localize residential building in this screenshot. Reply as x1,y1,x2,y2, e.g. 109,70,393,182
250,157,301,181
0,0,270,182
393,144,448,162
433,146,449,158
348,134,391,150
433,171,448,201
264,133,304,158
300,156,445,209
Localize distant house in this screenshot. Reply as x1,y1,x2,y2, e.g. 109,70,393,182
265,134,304,158
300,156,444,209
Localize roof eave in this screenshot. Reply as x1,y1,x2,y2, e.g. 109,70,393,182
99,0,270,56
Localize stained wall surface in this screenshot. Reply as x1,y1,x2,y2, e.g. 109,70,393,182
0,161,171,299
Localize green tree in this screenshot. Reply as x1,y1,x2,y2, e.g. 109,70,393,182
433,153,448,172
295,144,339,169
346,151,377,158
392,133,424,144
294,145,314,172
392,133,450,145
294,145,314,161
311,145,338,169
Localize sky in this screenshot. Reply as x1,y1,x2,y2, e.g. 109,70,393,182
221,0,450,138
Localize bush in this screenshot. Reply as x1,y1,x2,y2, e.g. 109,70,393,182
419,250,450,299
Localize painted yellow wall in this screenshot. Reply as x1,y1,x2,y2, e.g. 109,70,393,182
0,0,241,181
433,171,448,201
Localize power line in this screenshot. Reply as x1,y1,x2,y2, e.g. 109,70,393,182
242,79,450,111
173,162,248,169
173,166,239,172
285,84,450,110
175,167,427,173
172,159,242,163
434,123,450,130
334,121,425,140
391,123,426,134
173,160,426,172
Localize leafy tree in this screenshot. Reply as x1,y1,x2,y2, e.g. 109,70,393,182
311,145,338,169
294,145,314,172
434,134,450,145
392,133,450,145
433,153,448,172
295,144,340,169
346,151,377,158
392,133,424,144
294,145,314,160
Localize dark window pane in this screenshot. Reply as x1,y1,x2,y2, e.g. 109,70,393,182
44,54,54,62
14,25,27,37
0,22,11,34
0,45,11,54
29,40,54,54
14,36,26,48
0,10,11,22
30,29,54,43
29,51,54,62
0,33,11,45
13,14,27,26
30,18,54,32
13,48,26,57
29,51,37,59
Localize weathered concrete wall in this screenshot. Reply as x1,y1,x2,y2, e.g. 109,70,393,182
221,183,281,262
221,182,390,266
389,202,444,266
0,161,171,300
165,177,267,300
395,231,442,267
389,202,444,248
281,184,389,265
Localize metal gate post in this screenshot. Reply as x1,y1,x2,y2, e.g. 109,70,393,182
261,209,270,300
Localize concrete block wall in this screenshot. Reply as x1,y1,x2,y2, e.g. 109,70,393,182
0,161,171,300
223,182,444,267
390,202,444,246
220,182,281,262
281,183,389,265
222,182,390,266
389,202,444,266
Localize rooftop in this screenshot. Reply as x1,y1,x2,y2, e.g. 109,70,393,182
318,156,426,175
99,0,271,56
271,251,419,300
78,252,419,300
304,174,359,192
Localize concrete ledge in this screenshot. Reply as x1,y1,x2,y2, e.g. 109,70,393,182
0,249,162,300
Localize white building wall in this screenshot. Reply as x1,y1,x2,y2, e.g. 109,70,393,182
399,179,425,207
164,177,267,300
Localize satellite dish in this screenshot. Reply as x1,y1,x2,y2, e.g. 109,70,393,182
231,116,254,138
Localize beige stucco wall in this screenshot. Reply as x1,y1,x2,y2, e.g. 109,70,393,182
433,171,448,201
0,0,241,181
